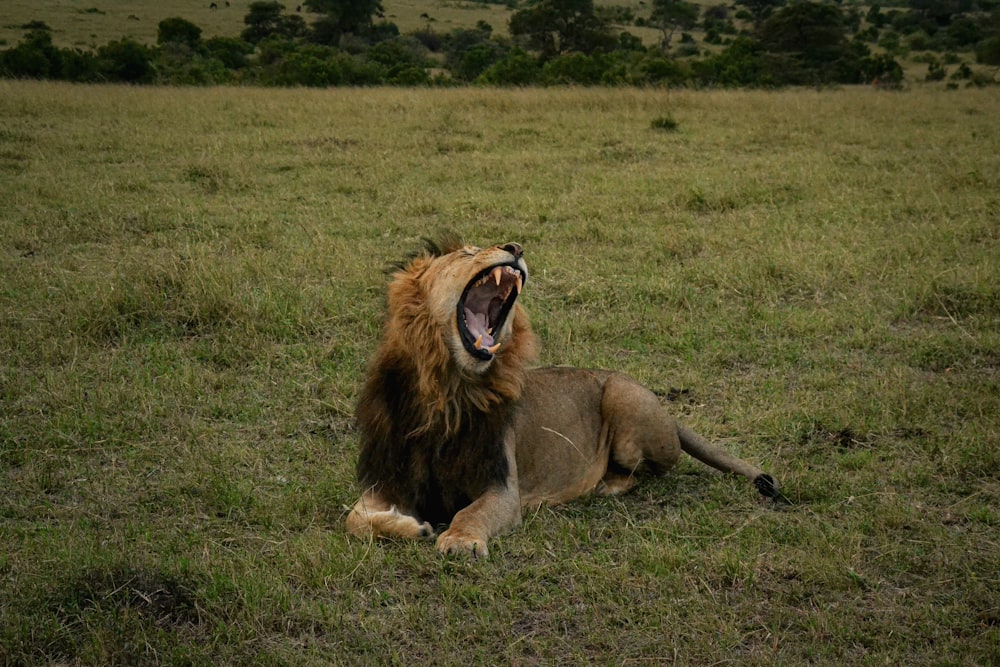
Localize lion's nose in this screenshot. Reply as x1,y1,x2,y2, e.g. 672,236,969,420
501,242,523,259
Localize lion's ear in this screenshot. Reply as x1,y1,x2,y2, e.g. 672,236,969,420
388,231,465,274
421,231,464,258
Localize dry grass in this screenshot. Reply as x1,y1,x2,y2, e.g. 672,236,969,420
0,0,517,48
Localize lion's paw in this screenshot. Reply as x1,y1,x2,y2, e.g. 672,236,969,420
356,506,435,540
436,529,489,559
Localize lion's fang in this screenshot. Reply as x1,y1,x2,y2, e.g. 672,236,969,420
487,342,501,354
492,267,502,286
474,334,484,350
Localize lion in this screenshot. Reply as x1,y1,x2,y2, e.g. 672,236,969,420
346,236,778,558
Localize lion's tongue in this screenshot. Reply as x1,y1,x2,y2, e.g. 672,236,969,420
463,308,495,349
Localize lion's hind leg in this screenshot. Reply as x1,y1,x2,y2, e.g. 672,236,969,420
346,490,434,540
600,373,682,485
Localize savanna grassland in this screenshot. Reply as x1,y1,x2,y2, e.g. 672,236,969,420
1,82,999,665
2,0,516,49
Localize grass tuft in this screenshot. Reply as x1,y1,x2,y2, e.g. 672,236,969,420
650,114,680,132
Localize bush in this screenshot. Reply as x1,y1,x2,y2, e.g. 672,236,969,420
411,28,443,52
454,41,507,81
203,37,255,70
96,39,156,83
259,42,345,85
0,30,62,78
241,1,307,44
155,43,235,85
158,17,202,47
540,52,610,84
443,27,494,73
926,59,947,80
650,115,679,131
635,53,690,85
977,35,1000,66
860,52,904,85
951,62,972,79
691,36,766,86
476,48,539,85
365,36,430,82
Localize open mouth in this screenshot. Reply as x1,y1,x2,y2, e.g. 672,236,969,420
457,263,525,360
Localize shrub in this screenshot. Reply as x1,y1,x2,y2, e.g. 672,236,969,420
951,62,972,79
540,52,610,84
21,20,52,31
411,27,443,52
155,43,235,85
0,30,62,78
454,41,507,81
860,52,904,85
365,36,430,80
59,48,100,81
636,53,690,84
262,43,346,85
650,115,679,131
443,28,491,72
242,1,306,44
385,65,429,85
476,48,539,85
977,35,1000,66
926,59,947,80
203,37,255,70
691,36,766,86
96,39,156,83
158,17,202,47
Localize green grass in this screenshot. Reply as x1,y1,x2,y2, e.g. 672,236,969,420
2,82,999,665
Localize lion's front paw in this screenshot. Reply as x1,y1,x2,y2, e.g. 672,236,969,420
436,528,489,559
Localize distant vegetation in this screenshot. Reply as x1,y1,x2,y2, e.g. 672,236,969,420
1,0,999,86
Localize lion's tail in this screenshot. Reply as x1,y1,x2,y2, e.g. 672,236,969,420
678,425,779,499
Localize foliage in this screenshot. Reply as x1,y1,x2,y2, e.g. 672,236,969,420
0,0,995,87
365,36,431,84
0,30,68,79
692,36,768,85
305,0,385,44
509,0,616,58
734,0,787,28
649,0,701,50
977,11,1000,64
95,39,156,83
452,39,509,81
157,17,203,48
477,47,541,84
241,1,307,44
650,114,679,130
203,37,255,70
756,2,866,84
861,52,905,84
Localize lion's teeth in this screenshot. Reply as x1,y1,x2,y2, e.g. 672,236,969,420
473,334,484,350
514,273,523,293
492,267,502,286
487,342,501,354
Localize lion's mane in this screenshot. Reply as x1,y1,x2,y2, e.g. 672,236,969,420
355,237,537,526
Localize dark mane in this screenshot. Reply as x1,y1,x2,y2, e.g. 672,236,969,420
355,354,514,526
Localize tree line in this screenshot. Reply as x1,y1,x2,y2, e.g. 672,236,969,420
2,0,998,87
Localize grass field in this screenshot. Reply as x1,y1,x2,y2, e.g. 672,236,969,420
1,81,999,665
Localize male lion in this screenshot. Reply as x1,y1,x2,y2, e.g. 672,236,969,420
347,237,778,558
